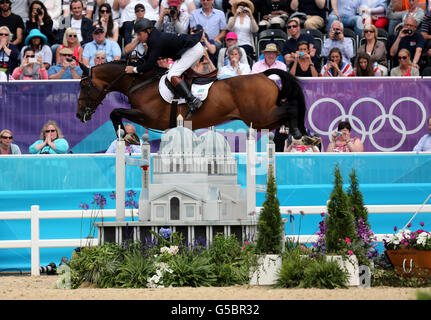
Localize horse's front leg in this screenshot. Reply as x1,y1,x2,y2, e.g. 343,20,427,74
110,108,146,136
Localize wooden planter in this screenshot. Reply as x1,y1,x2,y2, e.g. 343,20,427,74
386,249,431,276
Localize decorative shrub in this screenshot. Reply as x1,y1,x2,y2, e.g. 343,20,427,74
256,165,284,254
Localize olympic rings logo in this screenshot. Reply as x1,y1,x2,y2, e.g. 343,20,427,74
307,97,427,152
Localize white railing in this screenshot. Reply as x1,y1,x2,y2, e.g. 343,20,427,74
2,204,431,276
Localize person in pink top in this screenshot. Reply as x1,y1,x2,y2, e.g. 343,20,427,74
12,47,48,80
326,121,364,152
251,43,287,73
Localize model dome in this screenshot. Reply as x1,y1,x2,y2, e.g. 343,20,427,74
199,128,232,158
159,126,202,155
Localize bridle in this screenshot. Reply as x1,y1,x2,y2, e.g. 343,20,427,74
78,65,127,122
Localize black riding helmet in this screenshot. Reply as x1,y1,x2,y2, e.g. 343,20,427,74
134,18,155,33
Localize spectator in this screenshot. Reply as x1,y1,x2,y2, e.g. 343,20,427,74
122,2,146,47
284,135,321,152
82,25,121,67
29,120,69,154
40,0,63,30
191,49,216,73
10,0,28,22
390,47,420,75
190,24,216,65
189,0,227,49
105,123,141,153
155,0,189,34
357,0,388,29
288,41,319,77
389,16,425,69
25,1,55,45
93,3,119,42
357,24,388,75
289,0,326,30
282,17,317,66
0,69,6,79
12,47,48,79
218,45,250,78
159,0,196,20
0,0,25,47
320,47,354,76
251,42,287,73
327,0,364,37
47,47,82,79
20,28,52,69
387,0,424,36
93,50,107,65
62,0,95,20
258,0,292,30
226,0,258,58
420,11,431,49
321,20,354,65
56,0,94,46
353,52,382,76
55,27,83,65
217,31,248,69
0,129,21,154
141,0,160,21
413,116,431,151
419,40,431,75
0,25,20,76
326,120,364,152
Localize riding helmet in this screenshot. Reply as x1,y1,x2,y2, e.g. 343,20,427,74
134,18,155,33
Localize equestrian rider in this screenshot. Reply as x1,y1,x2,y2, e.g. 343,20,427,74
124,18,204,119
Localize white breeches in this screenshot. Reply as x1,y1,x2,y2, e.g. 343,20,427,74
167,42,204,81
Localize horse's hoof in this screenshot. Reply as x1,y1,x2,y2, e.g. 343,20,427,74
292,128,302,140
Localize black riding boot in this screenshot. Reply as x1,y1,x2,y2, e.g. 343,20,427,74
174,80,203,119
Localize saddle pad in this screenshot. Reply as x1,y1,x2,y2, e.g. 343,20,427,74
159,74,214,104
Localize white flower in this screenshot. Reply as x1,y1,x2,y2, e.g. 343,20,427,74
160,246,170,253
170,246,179,255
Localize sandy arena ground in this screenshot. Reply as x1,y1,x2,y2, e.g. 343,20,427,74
0,274,428,300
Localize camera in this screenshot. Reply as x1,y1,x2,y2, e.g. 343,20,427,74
40,262,57,275
168,6,177,16
336,131,343,136
403,29,412,35
29,57,37,63
271,3,280,11
298,52,305,57
242,8,248,13
334,30,341,36
66,57,73,62
36,7,43,15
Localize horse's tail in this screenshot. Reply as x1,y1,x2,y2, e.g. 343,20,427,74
263,69,307,137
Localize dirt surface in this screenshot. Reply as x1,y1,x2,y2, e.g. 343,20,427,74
0,274,428,300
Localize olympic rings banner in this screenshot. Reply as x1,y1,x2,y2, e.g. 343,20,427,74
1,77,431,153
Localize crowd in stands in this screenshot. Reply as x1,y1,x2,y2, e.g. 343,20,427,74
2,0,431,154
0,0,431,80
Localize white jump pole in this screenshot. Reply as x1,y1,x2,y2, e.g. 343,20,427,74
267,132,276,179
31,205,40,276
246,125,256,215
116,127,125,222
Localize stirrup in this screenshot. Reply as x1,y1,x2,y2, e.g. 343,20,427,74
185,98,202,119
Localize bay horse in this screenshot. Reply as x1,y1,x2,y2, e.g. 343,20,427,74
76,60,307,139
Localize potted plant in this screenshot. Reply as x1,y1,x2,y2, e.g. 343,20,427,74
384,222,431,276
313,165,360,286
250,165,283,285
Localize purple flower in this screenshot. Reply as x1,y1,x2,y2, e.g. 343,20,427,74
126,189,137,198
79,203,89,210
109,191,116,200
92,193,107,208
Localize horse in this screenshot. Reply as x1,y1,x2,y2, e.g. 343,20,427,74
76,60,307,139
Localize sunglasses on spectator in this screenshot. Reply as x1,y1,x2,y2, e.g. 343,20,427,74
135,8,145,12
68,34,77,38
0,33,8,36
398,56,408,60
45,129,56,133
94,30,104,35
1,136,12,139
95,56,105,59
25,55,35,58
364,30,373,33
287,24,298,29
0,0,10,4
99,9,110,13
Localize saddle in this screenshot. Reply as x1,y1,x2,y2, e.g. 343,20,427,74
165,68,218,128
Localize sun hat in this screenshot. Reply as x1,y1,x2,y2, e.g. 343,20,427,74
231,0,254,14
263,43,279,53
168,0,181,6
225,32,238,40
59,47,74,55
25,29,48,46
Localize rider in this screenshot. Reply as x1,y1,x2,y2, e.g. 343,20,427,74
125,18,204,119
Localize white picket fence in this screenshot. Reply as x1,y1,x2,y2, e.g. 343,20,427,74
1,204,431,276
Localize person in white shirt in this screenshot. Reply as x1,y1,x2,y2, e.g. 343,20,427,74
218,45,250,78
